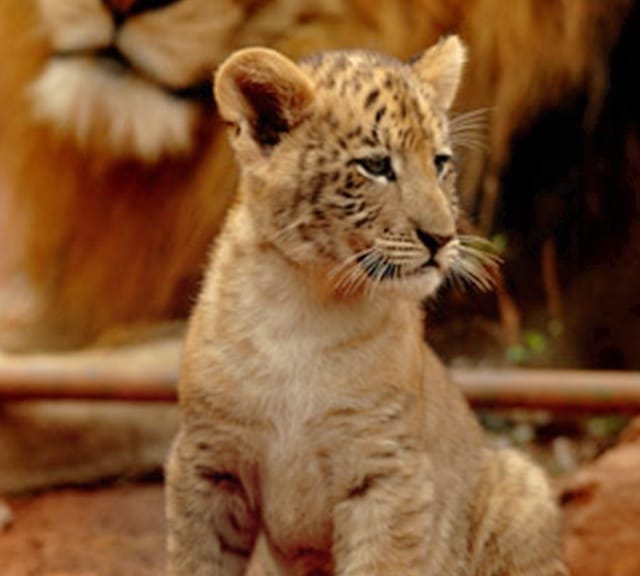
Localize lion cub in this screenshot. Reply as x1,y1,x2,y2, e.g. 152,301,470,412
166,37,567,576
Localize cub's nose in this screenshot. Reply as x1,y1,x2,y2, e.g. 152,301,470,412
415,229,453,256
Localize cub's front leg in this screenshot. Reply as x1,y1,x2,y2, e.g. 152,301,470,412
332,453,444,576
470,449,568,576
166,427,260,576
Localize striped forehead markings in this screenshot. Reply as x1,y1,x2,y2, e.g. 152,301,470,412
303,53,443,152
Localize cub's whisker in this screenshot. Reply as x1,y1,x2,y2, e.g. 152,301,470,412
450,107,492,128
449,235,502,292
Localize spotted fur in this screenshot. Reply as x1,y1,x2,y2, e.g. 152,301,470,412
166,37,567,576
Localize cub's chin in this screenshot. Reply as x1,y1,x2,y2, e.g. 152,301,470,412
375,267,446,301
29,56,203,163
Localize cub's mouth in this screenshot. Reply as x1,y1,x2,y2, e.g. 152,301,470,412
355,251,447,283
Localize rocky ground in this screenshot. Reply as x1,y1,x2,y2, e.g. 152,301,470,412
2,417,640,576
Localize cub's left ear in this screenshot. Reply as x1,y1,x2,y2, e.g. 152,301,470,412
410,35,467,110
214,47,314,148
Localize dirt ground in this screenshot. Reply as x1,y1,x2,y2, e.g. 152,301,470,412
0,482,269,576
1,482,166,576
0,469,620,576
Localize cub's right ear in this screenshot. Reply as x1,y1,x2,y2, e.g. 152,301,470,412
411,35,466,111
214,48,315,149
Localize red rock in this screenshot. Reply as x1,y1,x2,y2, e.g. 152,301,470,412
560,418,640,576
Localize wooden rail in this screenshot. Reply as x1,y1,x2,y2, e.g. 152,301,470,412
0,344,639,412
453,368,640,412
0,341,180,402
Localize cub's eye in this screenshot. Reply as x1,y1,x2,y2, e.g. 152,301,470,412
434,153,452,176
355,156,396,181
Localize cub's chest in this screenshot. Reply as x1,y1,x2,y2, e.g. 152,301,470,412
250,382,419,559
200,311,424,550
225,371,422,493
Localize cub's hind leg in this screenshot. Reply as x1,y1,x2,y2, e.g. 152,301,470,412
166,428,260,576
470,449,568,576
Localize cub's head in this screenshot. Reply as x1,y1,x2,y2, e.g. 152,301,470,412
215,37,497,300
18,0,244,162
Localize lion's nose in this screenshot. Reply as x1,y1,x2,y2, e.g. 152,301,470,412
101,0,180,26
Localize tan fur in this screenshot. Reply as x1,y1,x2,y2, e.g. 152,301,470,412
166,40,566,575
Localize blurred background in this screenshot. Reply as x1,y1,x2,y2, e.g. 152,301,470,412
429,0,640,371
